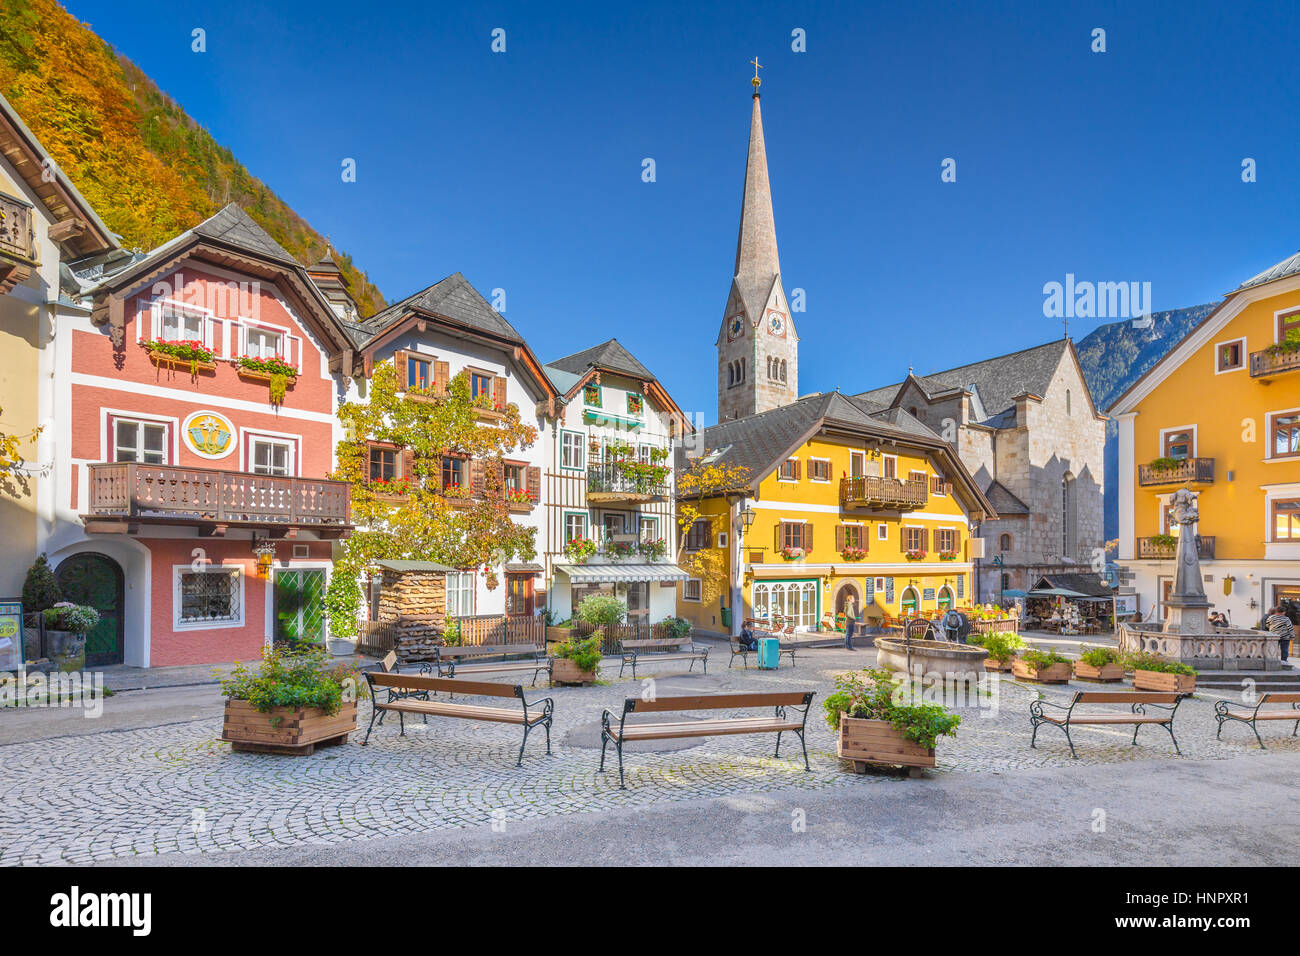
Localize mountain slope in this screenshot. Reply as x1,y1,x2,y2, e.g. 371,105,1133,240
0,0,385,315
1075,302,1219,542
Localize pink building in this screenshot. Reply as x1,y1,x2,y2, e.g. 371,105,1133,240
43,205,357,667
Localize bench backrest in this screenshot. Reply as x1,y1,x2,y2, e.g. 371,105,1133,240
1260,692,1300,704
627,691,813,714
436,644,542,659
621,638,690,650
367,671,522,699
380,650,398,673
1073,691,1183,705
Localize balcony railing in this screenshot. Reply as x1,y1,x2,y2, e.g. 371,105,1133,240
1250,343,1300,380
1136,535,1215,560
0,192,36,293
839,475,928,511
1137,457,1215,487
86,463,351,530
587,461,669,500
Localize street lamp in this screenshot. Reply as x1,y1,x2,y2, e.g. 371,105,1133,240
992,554,1005,607
738,506,756,533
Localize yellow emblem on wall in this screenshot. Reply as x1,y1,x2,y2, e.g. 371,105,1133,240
183,411,235,459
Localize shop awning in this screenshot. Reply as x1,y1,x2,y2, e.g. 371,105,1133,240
555,562,689,584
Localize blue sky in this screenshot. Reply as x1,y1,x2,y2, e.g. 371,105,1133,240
67,0,1300,423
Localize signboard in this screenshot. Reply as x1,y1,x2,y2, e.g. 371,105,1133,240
923,588,936,601
956,576,964,599
0,600,24,672
864,576,874,602
884,577,895,604
1114,593,1139,616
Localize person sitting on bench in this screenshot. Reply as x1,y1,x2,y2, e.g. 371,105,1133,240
737,625,759,651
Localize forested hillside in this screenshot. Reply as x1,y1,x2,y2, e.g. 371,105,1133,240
0,0,385,314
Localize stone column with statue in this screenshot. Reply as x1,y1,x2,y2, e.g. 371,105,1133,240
1162,488,1211,635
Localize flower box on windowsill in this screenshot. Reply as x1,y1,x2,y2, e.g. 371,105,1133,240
506,499,536,514
473,406,506,422
238,366,298,388
149,349,217,374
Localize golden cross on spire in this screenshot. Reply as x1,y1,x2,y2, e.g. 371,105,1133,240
750,56,763,89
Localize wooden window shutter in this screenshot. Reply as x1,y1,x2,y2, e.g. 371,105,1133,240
953,527,961,554
470,459,486,497
921,527,930,552
804,522,813,550
775,523,783,551
794,459,802,480
835,524,845,551
493,375,507,409
526,465,541,502
435,360,450,394
400,448,414,481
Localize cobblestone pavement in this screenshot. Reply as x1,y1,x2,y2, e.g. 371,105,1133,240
0,647,1294,865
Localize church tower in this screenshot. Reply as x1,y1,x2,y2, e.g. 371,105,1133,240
717,69,797,422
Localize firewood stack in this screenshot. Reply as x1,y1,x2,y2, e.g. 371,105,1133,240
377,567,448,661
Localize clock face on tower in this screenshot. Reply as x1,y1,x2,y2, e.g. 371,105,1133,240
729,315,744,340
767,311,785,336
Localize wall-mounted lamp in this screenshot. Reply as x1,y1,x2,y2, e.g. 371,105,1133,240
253,538,276,577
738,506,756,532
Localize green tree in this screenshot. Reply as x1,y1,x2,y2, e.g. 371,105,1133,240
324,361,540,638
21,553,62,612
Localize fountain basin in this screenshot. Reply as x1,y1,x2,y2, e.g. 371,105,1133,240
875,637,989,678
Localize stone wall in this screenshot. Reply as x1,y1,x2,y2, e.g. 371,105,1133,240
377,568,447,661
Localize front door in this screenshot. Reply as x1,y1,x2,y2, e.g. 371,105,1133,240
55,553,125,666
506,574,534,616
274,568,327,646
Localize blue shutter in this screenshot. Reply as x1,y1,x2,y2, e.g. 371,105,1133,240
885,577,895,603
864,576,875,602
957,575,965,600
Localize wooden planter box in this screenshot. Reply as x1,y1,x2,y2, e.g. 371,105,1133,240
222,699,357,755
838,715,934,776
547,626,573,644
1012,659,1072,683
550,657,596,686
372,492,410,504
984,656,1016,672
506,500,535,514
238,367,297,390
1074,660,1124,682
1133,669,1196,693
149,349,216,373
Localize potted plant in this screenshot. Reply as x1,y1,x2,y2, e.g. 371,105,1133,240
825,668,960,776
550,633,602,685
22,554,62,662
637,537,667,561
606,539,637,561
978,631,1024,672
1264,328,1300,355
369,476,414,501
140,338,216,374
1126,650,1197,692
1149,532,1178,551
1012,648,1072,683
236,354,298,404
220,646,363,755
841,546,868,561
41,603,99,672
1146,456,1181,475
1074,645,1123,682
904,548,926,561
779,546,805,561
505,487,536,512
938,549,959,561
544,611,573,645
564,536,598,565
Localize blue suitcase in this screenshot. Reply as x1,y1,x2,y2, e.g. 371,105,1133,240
757,636,780,670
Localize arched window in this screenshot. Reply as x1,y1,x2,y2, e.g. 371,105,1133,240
780,359,787,382
1001,572,1011,590
999,533,1012,553
1066,389,1072,415
1061,472,1078,560
727,363,734,387
937,586,954,611
900,586,919,615
739,358,746,383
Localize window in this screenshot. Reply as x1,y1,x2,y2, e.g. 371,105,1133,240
877,523,888,541
751,580,818,629
683,579,702,602
602,513,626,540
779,359,787,383
114,419,168,464
407,355,432,390
245,326,283,359
999,532,1013,552
368,446,397,482
1280,309,1300,342
1216,339,1244,372
809,459,830,482
1065,389,1072,415
850,452,864,477
904,527,924,551
883,456,897,479
1273,500,1300,541
780,521,807,551
778,458,799,481
930,474,946,495
561,431,585,470
1001,572,1011,590
446,571,475,617
505,575,533,616
158,301,205,343
564,512,588,544
841,524,864,550
1163,429,1193,459
176,567,241,628
935,528,956,553
1271,413,1300,458
639,516,659,542
899,586,919,614
583,383,601,407
504,463,525,492
908,469,926,485
441,457,466,492
685,518,710,552
470,372,493,401
251,439,292,476
937,586,954,611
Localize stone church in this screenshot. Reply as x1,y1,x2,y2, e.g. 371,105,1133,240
710,78,1106,605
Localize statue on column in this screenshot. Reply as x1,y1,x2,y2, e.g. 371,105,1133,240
1164,488,1210,633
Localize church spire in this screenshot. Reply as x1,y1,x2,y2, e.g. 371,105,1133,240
732,87,781,323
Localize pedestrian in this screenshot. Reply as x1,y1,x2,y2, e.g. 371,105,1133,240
1265,606,1294,663
843,595,858,651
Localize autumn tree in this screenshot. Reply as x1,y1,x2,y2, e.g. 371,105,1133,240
675,457,752,603
0,404,40,498
324,361,539,638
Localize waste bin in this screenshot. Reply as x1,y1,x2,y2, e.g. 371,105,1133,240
720,606,732,629
757,636,780,670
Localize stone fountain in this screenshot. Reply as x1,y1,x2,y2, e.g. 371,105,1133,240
1119,489,1281,670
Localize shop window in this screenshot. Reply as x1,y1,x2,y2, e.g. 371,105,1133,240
175,567,242,629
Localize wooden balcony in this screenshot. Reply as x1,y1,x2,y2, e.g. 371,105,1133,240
1137,457,1215,487
1136,535,1215,560
587,461,668,503
0,192,37,293
1250,343,1300,381
839,476,928,511
84,463,351,537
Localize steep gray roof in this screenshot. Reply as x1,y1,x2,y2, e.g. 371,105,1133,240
984,480,1030,516
854,339,1071,421
190,204,299,265
546,338,656,382
355,272,524,346
1237,249,1300,291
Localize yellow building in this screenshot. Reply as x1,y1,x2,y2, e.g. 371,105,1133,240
1110,248,1300,625
676,391,997,635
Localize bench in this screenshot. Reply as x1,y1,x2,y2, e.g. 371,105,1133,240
618,637,709,678
363,671,553,766
433,643,550,686
1030,691,1187,758
729,635,797,669
599,691,816,788
1215,692,1300,749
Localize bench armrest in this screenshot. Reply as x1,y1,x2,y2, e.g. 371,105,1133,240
1030,697,1072,712
521,693,554,722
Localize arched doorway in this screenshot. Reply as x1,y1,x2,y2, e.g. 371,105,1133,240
937,586,954,611
834,582,861,616
55,553,124,666
900,586,919,616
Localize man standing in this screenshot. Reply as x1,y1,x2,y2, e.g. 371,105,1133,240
843,594,858,651
1265,606,1294,663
